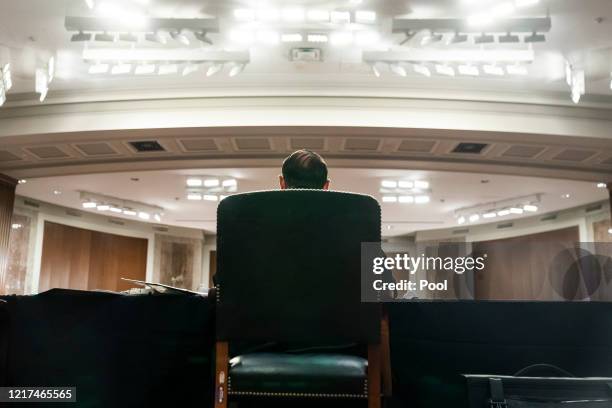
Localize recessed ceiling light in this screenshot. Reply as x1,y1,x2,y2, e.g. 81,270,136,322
11,223,23,230
381,180,398,188
222,179,237,187
415,195,430,204
483,212,497,219
523,204,538,212
596,182,607,188
110,207,123,213
97,204,110,211
382,195,397,203
186,178,203,187
154,214,162,222
82,201,97,209
509,207,524,214
306,9,329,22
138,211,150,220
399,195,414,203
355,10,376,23
414,180,429,190
53,189,62,195
18,179,27,184
187,193,203,201
204,178,220,187
608,228,612,235
398,181,413,189
497,209,510,216
123,209,137,216
457,216,466,225
203,195,219,201
469,214,480,222
561,193,571,199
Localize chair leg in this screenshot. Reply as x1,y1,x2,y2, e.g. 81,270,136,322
215,341,229,408
368,344,381,408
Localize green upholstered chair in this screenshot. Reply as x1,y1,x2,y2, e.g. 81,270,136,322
214,190,390,408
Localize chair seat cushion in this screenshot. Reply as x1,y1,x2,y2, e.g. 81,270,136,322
228,352,368,398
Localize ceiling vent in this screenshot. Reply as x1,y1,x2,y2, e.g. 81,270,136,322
153,226,169,232
452,228,470,235
497,222,514,229
540,214,558,221
290,138,325,150
108,218,125,226
65,210,82,217
26,146,70,159
129,140,166,152
397,140,436,153
452,142,488,154
179,139,219,152
75,143,119,156
551,149,596,162
234,138,272,151
501,145,546,159
0,150,22,162
344,138,381,151
585,204,603,213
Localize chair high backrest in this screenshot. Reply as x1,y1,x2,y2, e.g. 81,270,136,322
216,190,381,345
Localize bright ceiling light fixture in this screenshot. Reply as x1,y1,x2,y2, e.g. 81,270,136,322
568,67,585,104
187,192,203,201
355,10,376,24
399,195,414,204
89,62,110,74
186,178,203,187
203,178,220,187
158,64,179,75
222,179,237,188
483,211,497,219
145,32,167,44
435,64,455,76
415,195,430,204
382,196,398,203
597,182,607,188
523,204,538,212
281,33,303,43
306,10,329,22
413,64,431,77
483,64,505,76
170,30,190,45
228,63,245,77
123,209,137,216
389,63,407,77
82,201,97,209
111,63,132,75
307,34,328,43
84,0,95,9
0,86,6,107
182,64,199,76
458,64,479,76
381,180,398,188
330,11,351,24
134,63,156,75
97,204,110,211
506,63,528,75
398,181,413,189
457,216,466,225
497,209,510,216
203,195,219,202
35,68,49,102
414,181,430,190
469,214,480,222
206,63,223,76
138,211,151,220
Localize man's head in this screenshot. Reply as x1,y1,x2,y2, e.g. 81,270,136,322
280,149,330,190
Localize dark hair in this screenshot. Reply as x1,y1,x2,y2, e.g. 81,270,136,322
282,149,328,189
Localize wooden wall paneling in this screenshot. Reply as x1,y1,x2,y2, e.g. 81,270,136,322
39,222,92,292
39,222,146,293
473,227,579,300
0,174,17,295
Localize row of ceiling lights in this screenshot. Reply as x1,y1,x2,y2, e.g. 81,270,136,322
376,61,528,77
233,8,376,24
186,177,238,202
380,179,431,205
88,61,245,77
228,30,379,46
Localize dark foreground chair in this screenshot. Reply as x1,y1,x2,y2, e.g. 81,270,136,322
214,190,390,408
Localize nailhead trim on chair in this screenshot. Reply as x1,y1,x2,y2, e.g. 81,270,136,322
227,377,368,398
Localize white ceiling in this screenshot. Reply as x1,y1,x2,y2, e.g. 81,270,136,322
16,167,608,236
1,0,611,102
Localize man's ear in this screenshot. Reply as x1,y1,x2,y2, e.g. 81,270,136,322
279,175,287,190
323,180,330,190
